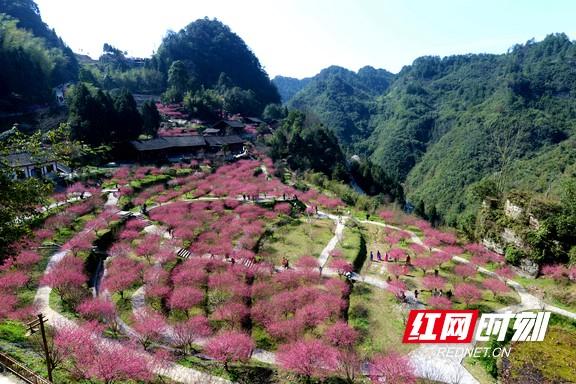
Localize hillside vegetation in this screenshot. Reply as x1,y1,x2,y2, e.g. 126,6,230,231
277,65,394,145
0,0,78,109
276,34,576,233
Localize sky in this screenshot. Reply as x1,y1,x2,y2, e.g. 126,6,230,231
34,0,576,79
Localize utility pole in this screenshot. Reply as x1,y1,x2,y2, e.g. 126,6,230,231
26,313,53,382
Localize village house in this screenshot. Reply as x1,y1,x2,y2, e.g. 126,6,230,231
3,152,69,180
129,135,245,162
211,119,245,135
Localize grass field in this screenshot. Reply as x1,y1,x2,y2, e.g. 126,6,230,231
515,275,576,313
348,282,416,356
259,217,334,265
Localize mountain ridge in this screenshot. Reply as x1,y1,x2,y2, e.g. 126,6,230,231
273,33,576,229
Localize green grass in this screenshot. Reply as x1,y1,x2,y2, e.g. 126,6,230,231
0,321,28,344
111,288,137,325
178,355,275,384
515,275,576,313
504,325,576,383
0,321,93,384
333,224,362,263
251,325,277,351
463,353,498,384
259,217,334,265
49,289,79,320
348,282,416,356
361,223,395,276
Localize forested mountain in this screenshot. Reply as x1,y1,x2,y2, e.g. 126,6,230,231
0,0,78,109
278,66,394,144
277,34,576,231
151,18,279,112
272,75,311,103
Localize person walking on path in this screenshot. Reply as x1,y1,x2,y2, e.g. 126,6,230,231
377,250,382,261
370,251,374,261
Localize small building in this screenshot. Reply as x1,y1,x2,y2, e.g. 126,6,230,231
129,135,245,162
205,135,245,155
242,117,265,126
212,120,245,135
4,152,67,180
130,136,207,162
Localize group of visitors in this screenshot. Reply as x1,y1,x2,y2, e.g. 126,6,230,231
369,250,411,265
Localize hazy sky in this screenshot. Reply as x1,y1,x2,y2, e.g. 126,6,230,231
35,0,576,78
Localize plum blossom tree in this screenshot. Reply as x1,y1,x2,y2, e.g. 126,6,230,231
324,322,361,384
409,243,427,255
454,263,477,280
13,250,41,268
442,246,463,257
427,296,452,309
104,258,142,298
211,302,250,329
411,256,439,275
541,264,568,282
132,309,167,350
41,255,87,305
0,292,18,319
76,297,117,327
454,283,482,307
434,251,453,266
54,322,152,384
63,233,95,256
324,321,358,349
277,339,338,381
388,280,407,301
294,303,331,330
168,286,204,315
482,278,509,298
173,315,212,354
86,342,152,384
296,255,320,270
387,264,409,279
330,259,353,275
267,318,306,341
369,352,416,384
495,265,516,279
422,275,447,291
0,270,29,290
204,331,254,371
389,248,406,261
274,202,292,215
378,210,395,222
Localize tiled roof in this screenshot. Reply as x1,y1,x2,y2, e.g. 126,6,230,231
205,135,244,147
130,136,207,151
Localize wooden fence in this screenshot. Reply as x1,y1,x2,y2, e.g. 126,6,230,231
0,351,52,384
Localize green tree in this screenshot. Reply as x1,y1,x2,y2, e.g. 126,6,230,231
141,100,161,137
262,103,287,121
112,89,143,142
165,60,189,102
223,87,259,115
268,110,349,181
154,18,279,111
